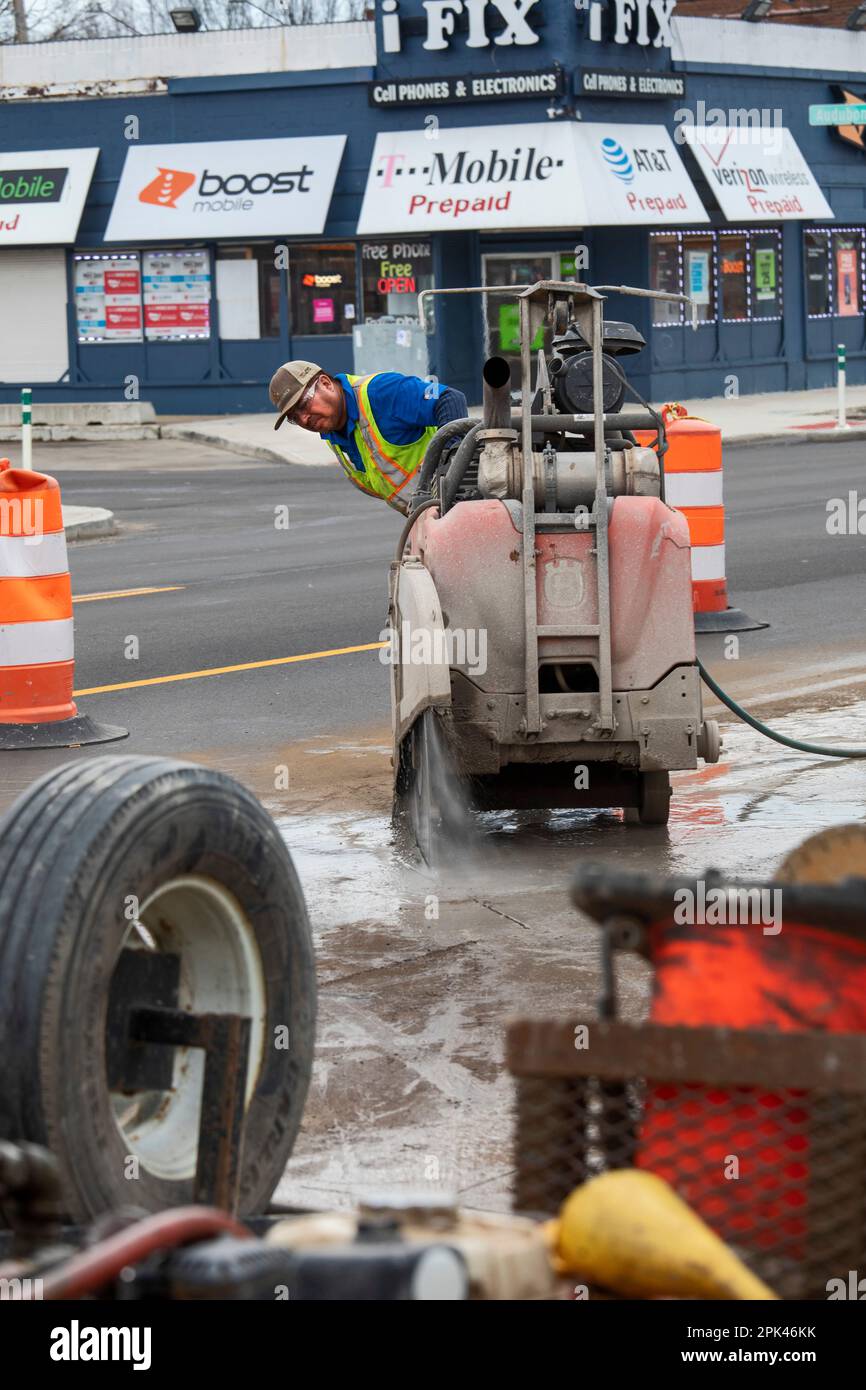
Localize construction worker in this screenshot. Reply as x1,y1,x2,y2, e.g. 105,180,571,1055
269,361,468,514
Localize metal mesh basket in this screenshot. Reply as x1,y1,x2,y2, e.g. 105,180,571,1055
508,1021,866,1300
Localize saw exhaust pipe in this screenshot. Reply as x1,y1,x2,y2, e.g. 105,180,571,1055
482,355,512,429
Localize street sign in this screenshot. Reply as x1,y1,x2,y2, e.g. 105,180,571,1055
809,103,866,126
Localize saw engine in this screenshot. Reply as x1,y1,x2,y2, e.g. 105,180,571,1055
390,280,720,857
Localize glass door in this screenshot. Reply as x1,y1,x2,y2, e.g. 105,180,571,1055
481,251,575,396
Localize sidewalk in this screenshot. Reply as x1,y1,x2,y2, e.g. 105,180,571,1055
160,382,866,468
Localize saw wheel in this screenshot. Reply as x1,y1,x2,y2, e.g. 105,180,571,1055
773,823,866,885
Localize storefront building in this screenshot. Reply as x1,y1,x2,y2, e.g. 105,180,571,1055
0,5,864,411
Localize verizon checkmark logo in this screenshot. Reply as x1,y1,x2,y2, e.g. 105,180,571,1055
138,167,196,208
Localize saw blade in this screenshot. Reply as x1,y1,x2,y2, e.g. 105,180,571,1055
774,824,866,885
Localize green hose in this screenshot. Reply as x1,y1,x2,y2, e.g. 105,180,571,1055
698,659,866,759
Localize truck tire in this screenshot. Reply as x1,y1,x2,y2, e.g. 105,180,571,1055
0,756,316,1222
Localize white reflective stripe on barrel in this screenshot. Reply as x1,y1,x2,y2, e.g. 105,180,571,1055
690,544,726,581
664,472,724,509
0,531,70,579
0,618,74,666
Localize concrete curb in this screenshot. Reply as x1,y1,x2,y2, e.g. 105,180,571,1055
722,425,866,448
63,505,117,541
161,420,866,463
158,424,332,468
0,426,160,443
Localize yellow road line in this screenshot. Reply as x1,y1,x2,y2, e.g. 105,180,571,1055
73,641,389,696
73,585,185,603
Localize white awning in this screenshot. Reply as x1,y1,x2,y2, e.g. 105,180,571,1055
105,137,346,242
681,126,834,222
357,122,707,234
0,148,98,245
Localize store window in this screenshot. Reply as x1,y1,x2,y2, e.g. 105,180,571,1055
216,244,280,340
288,243,356,336
650,230,782,325
719,234,748,322
73,252,143,343
481,252,577,386
143,249,211,341
683,233,715,323
649,234,682,325
804,227,864,318
361,239,433,324
751,232,782,319
74,248,212,342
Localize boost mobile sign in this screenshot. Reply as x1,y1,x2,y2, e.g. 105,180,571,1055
105,137,346,241
357,122,704,232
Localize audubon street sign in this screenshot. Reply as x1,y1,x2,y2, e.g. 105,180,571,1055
809,103,866,126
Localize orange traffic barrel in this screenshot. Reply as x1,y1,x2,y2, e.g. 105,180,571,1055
639,405,766,634
0,460,127,750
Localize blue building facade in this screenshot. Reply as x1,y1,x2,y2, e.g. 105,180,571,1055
0,3,864,411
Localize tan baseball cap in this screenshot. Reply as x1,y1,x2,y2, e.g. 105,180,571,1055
269,360,323,429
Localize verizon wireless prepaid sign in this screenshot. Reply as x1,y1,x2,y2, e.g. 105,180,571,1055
357,123,706,233
0,148,99,244
105,137,346,241
681,126,833,222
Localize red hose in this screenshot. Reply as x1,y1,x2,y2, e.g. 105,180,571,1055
39,1206,250,1300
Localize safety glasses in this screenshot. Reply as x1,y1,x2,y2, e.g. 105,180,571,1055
288,375,323,426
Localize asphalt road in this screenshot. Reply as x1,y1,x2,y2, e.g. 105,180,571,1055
2,432,864,798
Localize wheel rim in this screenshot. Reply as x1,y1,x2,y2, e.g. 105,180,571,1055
108,875,266,1183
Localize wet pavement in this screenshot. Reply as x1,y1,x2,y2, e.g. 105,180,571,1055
245,695,866,1214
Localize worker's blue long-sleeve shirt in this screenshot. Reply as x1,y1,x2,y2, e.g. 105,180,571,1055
323,373,467,473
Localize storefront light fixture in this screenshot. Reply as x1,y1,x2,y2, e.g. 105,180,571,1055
741,0,772,17
846,1,866,28
169,7,202,31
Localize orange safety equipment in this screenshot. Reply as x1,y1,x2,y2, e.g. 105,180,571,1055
0,460,127,749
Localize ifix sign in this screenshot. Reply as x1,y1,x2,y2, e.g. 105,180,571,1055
357,122,704,231
0,148,98,244
105,138,346,240
381,0,542,52
582,0,677,48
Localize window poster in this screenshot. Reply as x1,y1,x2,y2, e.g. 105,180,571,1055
754,248,777,301
687,249,710,305
836,246,859,317
143,248,211,340
74,255,142,342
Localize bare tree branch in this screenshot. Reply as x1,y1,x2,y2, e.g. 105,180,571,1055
0,0,367,43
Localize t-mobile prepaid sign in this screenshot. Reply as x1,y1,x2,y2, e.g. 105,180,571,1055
357,122,705,232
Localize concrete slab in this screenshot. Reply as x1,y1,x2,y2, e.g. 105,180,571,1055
0,401,156,425
62,503,116,541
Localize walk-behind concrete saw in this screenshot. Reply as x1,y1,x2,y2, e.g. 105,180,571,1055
390,279,721,859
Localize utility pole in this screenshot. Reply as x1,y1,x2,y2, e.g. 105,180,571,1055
12,0,29,42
